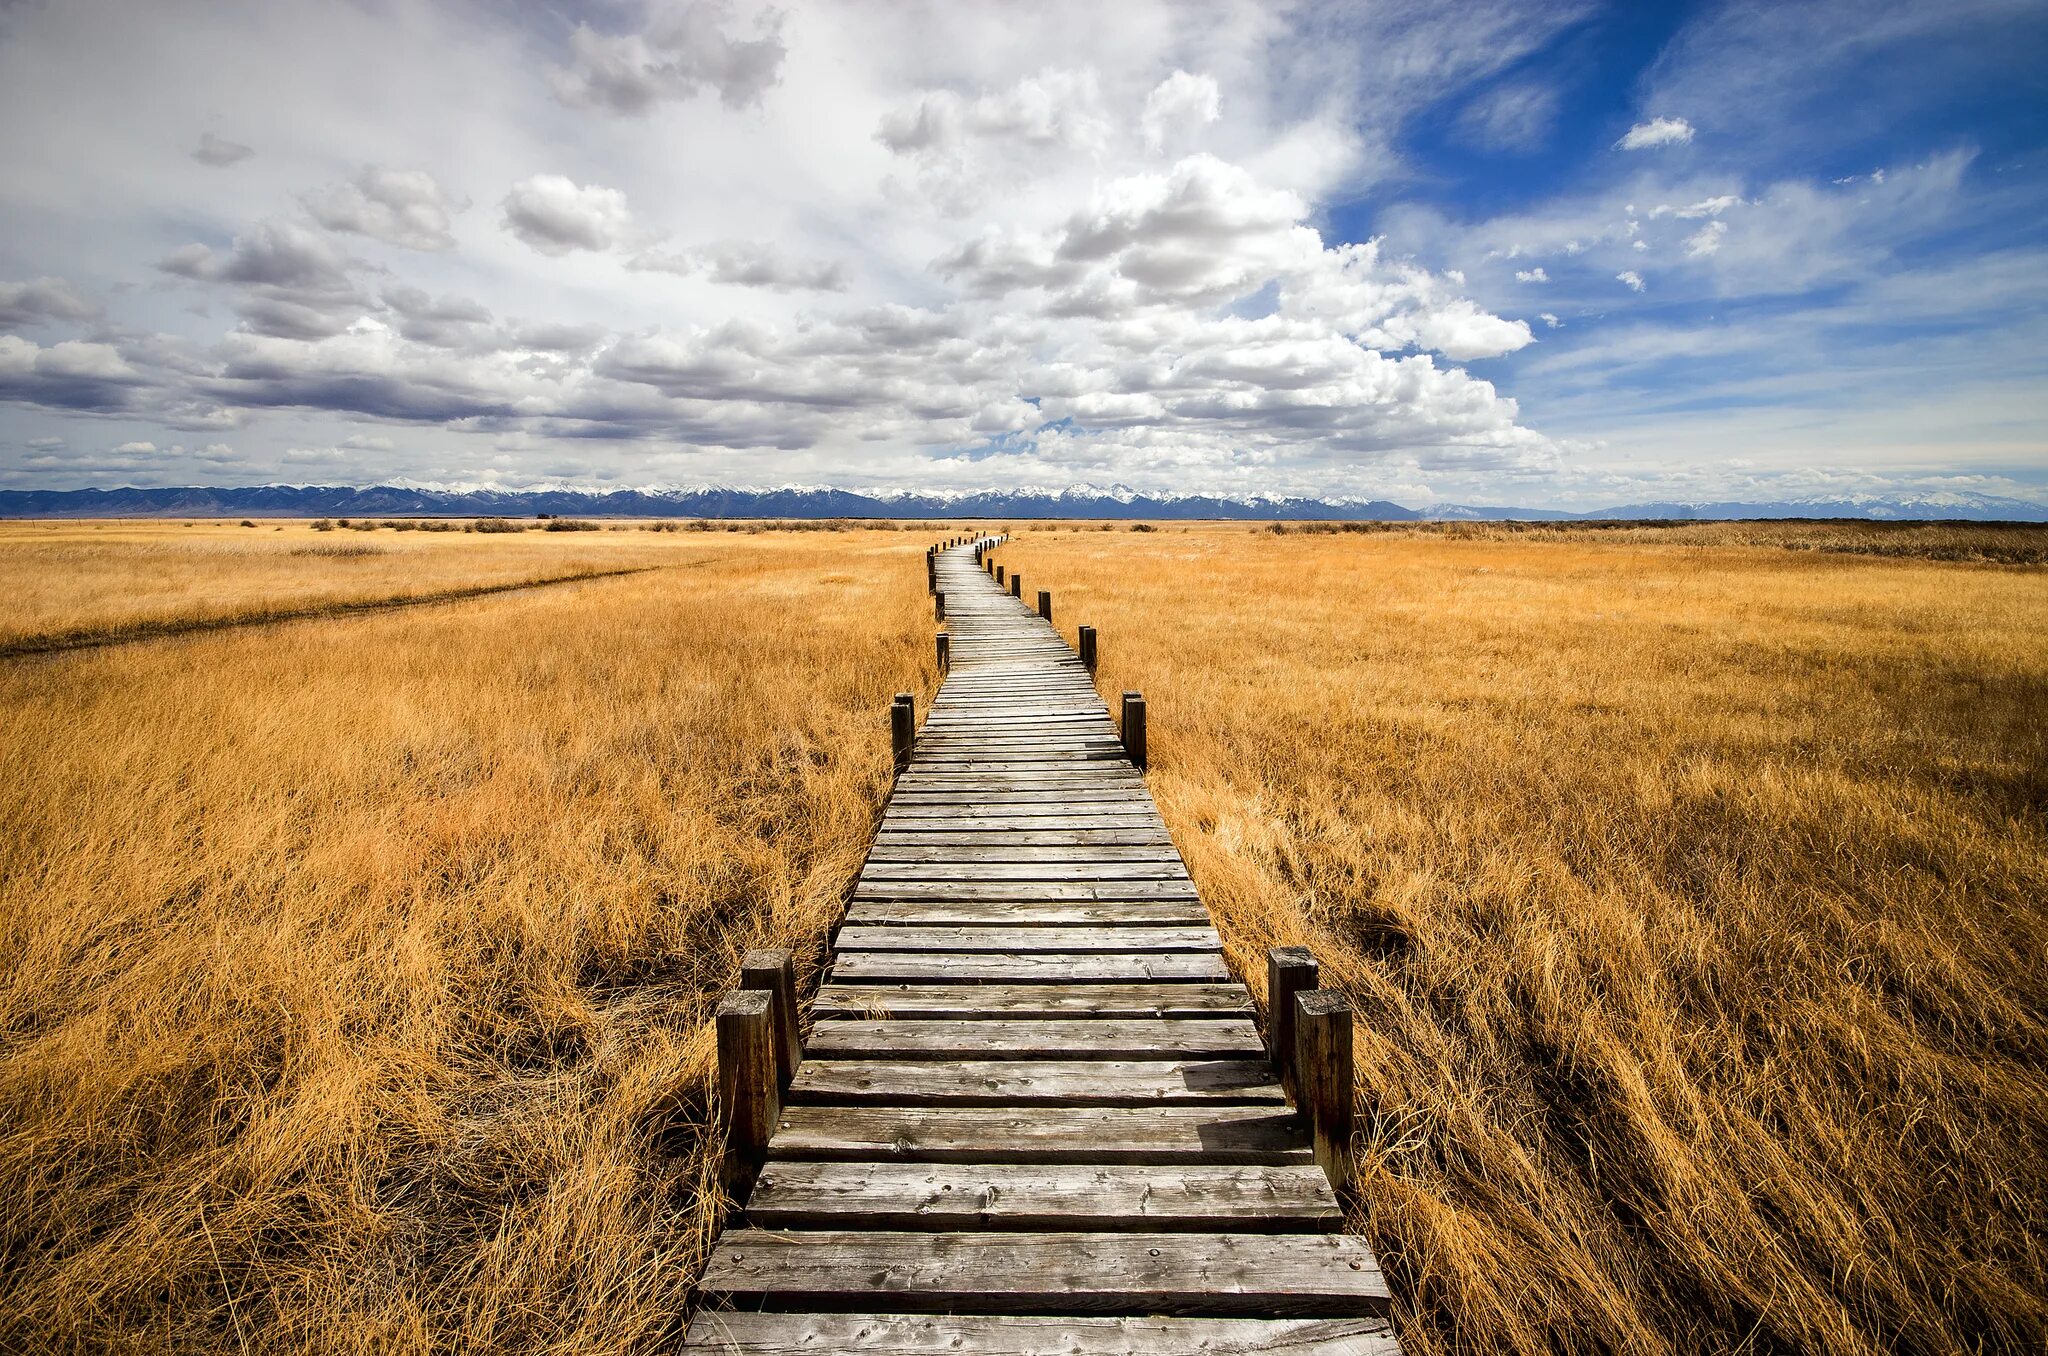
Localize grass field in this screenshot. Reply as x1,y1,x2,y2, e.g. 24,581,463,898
2,518,2044,1353
994,521,2048,1355
0,521,942,1351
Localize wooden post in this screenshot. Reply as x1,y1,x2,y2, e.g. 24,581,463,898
935,630,950,670
717,989,778,1193
934,591,946,621
1037,590,1052,621
740,948,800,1089
1009,574,1021,599
1121,690,1147,770
891,693,914,771
995,565,1004,585
1266,947,1318,1093
1078,625,1098,673
1295,990,1354,1195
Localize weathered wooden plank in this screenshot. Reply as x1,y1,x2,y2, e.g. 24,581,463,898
834,925,1218,954
771,1104,1311,1163
829,951,1233,983
744,1161,1336,1230
813,982,1253,1019
804,1017,1265,1060
788,1058,1285,1106
851,886,1200,908
681,1313,1401,1355
870,829,1175,847
855,866,1190,884
843,901,1206,927
697,1230,1390,1316
862,844,1186,863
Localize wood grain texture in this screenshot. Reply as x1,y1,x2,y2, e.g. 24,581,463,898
681,1314,1401,1355
697,1230,1390,1316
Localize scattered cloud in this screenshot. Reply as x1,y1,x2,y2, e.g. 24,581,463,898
1652,194,1742,218
1616,269,1645,291
1458,81,1559,152
0,277,100,329
157,221,371,340
549,5,786,114
1684,220,1728,257
305,166,468,251
191,131,253,167
1140,70,1221,154
499,175,631,256
1617,116,1695,150
1539,312,1562,328
1515,267,1548,282
629,241,848,291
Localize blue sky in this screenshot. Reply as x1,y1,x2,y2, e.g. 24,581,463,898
0,0,2043,507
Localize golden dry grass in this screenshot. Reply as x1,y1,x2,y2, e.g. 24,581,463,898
0,525,945,1352
7,518,2045,1353
992,523,2048,1355
0,520,696,653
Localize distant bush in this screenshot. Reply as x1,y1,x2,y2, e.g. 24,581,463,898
239,520,257,528
543,519,600,532
311,519,336,532
289,544,384,558
469,518,527,534
1129,523,1156,532
644,521,680,533
415,520,458,532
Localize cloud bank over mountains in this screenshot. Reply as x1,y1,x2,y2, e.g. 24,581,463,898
0,0,2042,508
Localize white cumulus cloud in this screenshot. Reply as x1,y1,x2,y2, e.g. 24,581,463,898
499,175,631,256
1617,116,1695,150
1140,70,1221,153
305,167,469,251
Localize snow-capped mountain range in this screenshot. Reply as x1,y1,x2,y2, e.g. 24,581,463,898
0,485,2043,522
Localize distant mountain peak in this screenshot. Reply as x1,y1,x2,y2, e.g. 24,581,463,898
0,485,2041,522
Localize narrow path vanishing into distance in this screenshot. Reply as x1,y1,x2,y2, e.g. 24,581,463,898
683,538,1400,1353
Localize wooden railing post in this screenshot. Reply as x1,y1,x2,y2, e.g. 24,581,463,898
935,630,950,670
740,948,800,1089
1295,990,1354,1195
1265,947,1318,1094
1037,590,1052,621
1009,574,1022,599
995,565,1005,586
716,988,778,1194
891,693,914,771
1078,625,1097,673
1121,690,1147,770
934,591,946,621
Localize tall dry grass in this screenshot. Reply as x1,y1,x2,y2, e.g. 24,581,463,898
994,524,2048,1355
0,530,935,1351
0,521,687,652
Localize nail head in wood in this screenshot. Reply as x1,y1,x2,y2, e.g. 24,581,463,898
739,948,800,1088
1294,989,1354,1195
1121,690,1147,770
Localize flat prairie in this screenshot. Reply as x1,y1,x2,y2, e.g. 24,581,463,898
3,518,2045,1354
995,520,2048,1356
0,521,939,1352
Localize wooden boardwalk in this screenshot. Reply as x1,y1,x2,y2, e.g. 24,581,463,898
683,540,1400,1353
